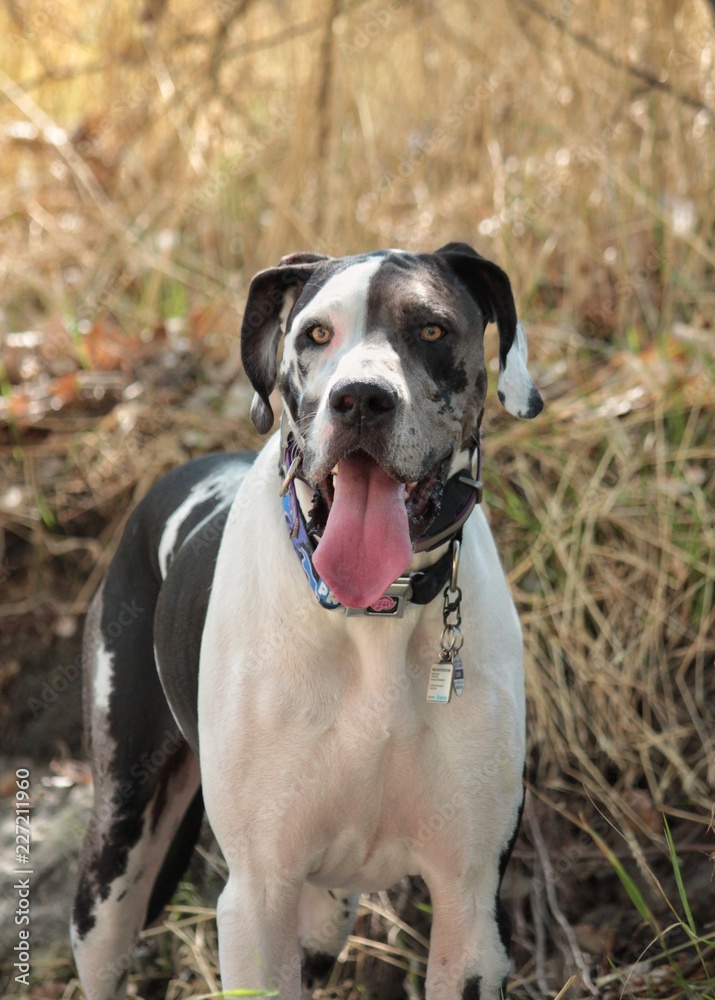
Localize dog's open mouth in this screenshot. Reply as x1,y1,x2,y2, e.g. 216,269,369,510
307,451,449,609
307,454,448,537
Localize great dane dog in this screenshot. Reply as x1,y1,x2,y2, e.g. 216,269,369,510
71,242,543,1000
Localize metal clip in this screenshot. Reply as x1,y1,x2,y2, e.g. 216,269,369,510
439,623,463,653
450,538,461,593
441,537,463,629
441,586,462,628
344,576,413,618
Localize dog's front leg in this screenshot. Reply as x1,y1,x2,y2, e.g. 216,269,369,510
424,873,510,1000
216,871,303,999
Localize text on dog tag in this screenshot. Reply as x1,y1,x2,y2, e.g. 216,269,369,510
427,660,453,703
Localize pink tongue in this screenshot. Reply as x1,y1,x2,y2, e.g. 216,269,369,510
313,453,413,609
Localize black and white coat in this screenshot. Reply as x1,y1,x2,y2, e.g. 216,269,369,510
72,243,542,1000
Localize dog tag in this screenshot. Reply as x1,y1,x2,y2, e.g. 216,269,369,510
427,657,453,704
452,651,464,697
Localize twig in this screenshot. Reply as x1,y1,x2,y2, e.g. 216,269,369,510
222,0,373,60
530,874,551,996
0,66,113,210
358,897,430,950
597,163,715,270
142,30,207,175
553,976,577,1000
0,61,107,95
207,0,252,87
510,0,714,121
314,0,342,235
526,796,599,995
223,14,326,59
0,68,232,296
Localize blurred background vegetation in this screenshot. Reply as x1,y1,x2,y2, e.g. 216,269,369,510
0,1,713,998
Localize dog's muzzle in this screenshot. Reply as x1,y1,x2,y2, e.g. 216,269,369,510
279,403,483,612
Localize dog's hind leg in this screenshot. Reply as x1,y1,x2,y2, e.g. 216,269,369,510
297,884,359,993
71,570,202,1000
71,750,201,1000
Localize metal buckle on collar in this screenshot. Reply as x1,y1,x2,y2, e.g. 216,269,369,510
344,576,413,618
458,438,483,503
457,472,483,505
456,434,483,504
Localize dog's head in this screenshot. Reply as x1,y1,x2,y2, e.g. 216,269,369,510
241,243,543,608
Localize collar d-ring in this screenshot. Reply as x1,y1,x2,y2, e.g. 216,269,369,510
450,537,461,593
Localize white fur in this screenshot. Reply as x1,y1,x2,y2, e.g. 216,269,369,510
84,581,114,715
297,884,358,956
279,257,387,453
497,320,539,418
157,471,245,578
199,434,525,999
289,255,384,346
93,641,114,715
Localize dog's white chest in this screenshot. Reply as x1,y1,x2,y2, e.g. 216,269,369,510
301,716,429,891
199,441,525,895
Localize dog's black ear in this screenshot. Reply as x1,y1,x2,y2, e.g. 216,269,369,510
435,242,543,419
241,253,331,432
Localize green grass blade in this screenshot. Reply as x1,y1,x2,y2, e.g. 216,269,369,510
585,824,658,930
663,814,697,935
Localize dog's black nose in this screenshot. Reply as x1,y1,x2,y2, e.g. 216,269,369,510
329,379,398,426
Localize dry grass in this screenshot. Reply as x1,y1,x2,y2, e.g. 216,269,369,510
1,0,714,997
1,0,714,330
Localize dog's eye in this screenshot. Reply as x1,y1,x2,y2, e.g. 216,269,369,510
306,325,332,345
420,324,446,342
